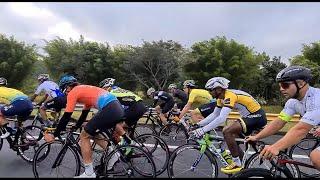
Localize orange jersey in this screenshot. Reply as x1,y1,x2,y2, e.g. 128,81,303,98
65,85,114,112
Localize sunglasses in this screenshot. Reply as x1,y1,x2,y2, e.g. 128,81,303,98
279,82,294,89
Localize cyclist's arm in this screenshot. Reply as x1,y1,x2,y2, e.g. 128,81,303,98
53,112,73,137
254,118,287,140
271,121,313,151
201,107,232,133
198,106,221,126
29,94,37,102
74,109,91,129
179,102,192,119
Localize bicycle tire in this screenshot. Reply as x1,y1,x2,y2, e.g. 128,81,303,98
17,125,44,163
0,138,3,151
288,137,320,178
159,123,188,149
134,124,157,137
134,133,170,176
231,168,274,178
33,140,81,178
103,144,157,178
244,152,301,178
167,144,218,178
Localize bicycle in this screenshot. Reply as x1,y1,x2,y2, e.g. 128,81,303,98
0,116,43,163
167,131,262,178
33,125,157,178
287,126,320,177
231,150,315,178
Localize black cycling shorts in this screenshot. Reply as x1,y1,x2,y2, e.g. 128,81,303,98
123,101,147,127
0,98,33,120
197,101,216,118
238,109,267,136
44,96,67,112
84,100,124,136
159,100,175,114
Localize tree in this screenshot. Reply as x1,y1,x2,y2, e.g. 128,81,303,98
183,36,265,92
289,41,320,87
43,35,117,85
0,34,38,88
123,40,184,90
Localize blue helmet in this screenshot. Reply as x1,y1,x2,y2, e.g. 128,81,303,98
59,75,77,91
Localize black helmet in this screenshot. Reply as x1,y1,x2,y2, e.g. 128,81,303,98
276,66,312,83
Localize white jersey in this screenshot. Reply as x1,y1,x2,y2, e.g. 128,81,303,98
35,80,63,98
280,86,320,126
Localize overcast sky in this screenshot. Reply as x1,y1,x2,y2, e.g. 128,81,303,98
1,2,320,64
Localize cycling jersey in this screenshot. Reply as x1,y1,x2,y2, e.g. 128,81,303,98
172,89,188,104
110,86,142,107
188,89,213,107
65,85,117,112
279,86,320,126
35,80,64,98
216,89,261,117
0,87,28,104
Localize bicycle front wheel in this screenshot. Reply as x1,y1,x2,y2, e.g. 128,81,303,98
33,140,81,178
167,144,218,178
159,123,188,149
288,137,320,178
103,144,156,178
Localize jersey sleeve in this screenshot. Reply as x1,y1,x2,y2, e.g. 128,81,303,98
278,99,297,122
187,91,196,103
34,84,44,95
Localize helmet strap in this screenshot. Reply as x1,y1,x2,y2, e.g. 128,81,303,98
293,80,300,99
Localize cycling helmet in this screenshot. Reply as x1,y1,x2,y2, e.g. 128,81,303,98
37,73,50,81
205,77,230,90
276,66,312,83
183,80,196,88
99,78,115,88
0,77,7,86
147,87,156,96
59,75,77,91
168,83,177,90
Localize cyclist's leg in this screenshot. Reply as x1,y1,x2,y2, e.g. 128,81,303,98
159,101,174,125
79,100,124,177
310,147,320,170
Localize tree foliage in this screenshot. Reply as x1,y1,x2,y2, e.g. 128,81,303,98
0,34,38,88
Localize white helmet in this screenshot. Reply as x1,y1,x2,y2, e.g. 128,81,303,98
183,80,196,88
0,77,7,86
147,87,156,96
205,77,230,90
37,74,50,81
99,78,115,88
168,83,177,90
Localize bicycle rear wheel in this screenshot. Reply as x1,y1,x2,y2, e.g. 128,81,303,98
231,168,274,178
17,125,44,162
134,133,170,176
33,140,81,178
159,123,188,149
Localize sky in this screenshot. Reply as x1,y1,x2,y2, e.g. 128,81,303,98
1,2,320,64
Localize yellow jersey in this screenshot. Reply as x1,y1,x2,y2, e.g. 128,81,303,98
217,89,261,117
0,87,28,104
188,89,213,107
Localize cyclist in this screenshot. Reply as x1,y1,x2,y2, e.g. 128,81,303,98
99,78,147,142
0,77,33,138
246,66,320,170
29,74,66,126
147,87,175,125
178,80,216,123
190,77,267,174
44,75,125,178
168,83,188,111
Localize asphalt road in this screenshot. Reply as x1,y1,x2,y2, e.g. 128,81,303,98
0,122,317,178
